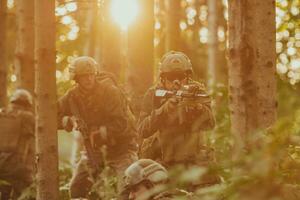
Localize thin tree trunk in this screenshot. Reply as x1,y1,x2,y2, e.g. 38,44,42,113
95,1,103,67
154,0,166,78
228,0,276,148
83,0,98,58
127,0,154,116
191,0,202,81
0,0,7,107
102,0,121,78
207,0,218,91
165,0,182,51
35,0,59,199
15,0,35,93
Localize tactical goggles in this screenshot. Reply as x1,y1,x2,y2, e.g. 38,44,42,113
161,71,187,81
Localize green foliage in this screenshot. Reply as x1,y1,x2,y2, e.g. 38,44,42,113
58,165,72,200
89,166,119,200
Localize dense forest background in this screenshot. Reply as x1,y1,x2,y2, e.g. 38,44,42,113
0,0,300,199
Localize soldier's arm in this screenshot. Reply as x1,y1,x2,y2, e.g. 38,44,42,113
200,98,215,130
102,84,128,138
193,84,215,130
57,92,72,130
138,89,164,139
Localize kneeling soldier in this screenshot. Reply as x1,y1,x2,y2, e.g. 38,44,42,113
0,89,35,199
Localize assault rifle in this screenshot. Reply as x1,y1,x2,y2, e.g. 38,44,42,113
69,98,100,174
155,84,210,124
73,117,100,173
155,84,209,102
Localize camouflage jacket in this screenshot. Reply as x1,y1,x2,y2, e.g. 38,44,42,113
138,80,215,164
58,78,137,158
0,104,35,172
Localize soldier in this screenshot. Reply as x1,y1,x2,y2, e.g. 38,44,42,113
124,159,169,200
138,51,218,186
124,159,194,200
0,89,35,199
58,56,138,199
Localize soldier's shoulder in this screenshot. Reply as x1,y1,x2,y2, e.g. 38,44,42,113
96,71,118,86
1,106,34,123
14,108,34,120
61,85,79,99
95,79,120,96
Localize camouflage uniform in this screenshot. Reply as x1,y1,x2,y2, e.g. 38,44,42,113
138,51,218,186
58,56,138,198
0,89,35,199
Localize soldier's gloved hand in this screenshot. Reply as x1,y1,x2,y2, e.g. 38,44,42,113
156,97,179,116
90,126,109,148
187,102,203,113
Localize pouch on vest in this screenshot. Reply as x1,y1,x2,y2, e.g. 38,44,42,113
0,112,22,152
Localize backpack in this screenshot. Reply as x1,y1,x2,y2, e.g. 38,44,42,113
96,71,138,139
0,110,23,152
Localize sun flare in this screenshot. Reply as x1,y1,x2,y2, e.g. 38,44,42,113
111,0,139,30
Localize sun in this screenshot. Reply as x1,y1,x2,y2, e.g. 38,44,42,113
111,0,139,31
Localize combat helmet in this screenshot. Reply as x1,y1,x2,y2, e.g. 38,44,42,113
124,159,168,187
159,51,193,75
69,56,98,80
10,89,33,107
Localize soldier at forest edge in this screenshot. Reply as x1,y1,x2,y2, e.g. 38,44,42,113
0,89,35,199
138,51,219,187
58,56,138,199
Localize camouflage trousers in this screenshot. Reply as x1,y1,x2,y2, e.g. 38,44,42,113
0,152,33,200
69,150,137,199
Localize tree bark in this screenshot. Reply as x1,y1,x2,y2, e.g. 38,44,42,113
15,0,35,94
154,0,166,62
83,0,98,58
127,0,154,116
0,0,7,107
165,0,182,51
35,0,59,199
207,0,218,91
228,0,276,147
102,0,121,78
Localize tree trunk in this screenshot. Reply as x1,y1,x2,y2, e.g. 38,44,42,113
165,0,182,51
207,0,218,91
190,0,203,81
0,0,7,107
35,0,59,199
154,0,166,63
15,0,35,93
228,0,276,147
102,0,121,78
83,0,98,58
127,0,154,116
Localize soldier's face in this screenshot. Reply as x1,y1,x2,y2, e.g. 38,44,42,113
77,73,96,90
129,184,150,200
162,71,188,90
164,78,188,90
